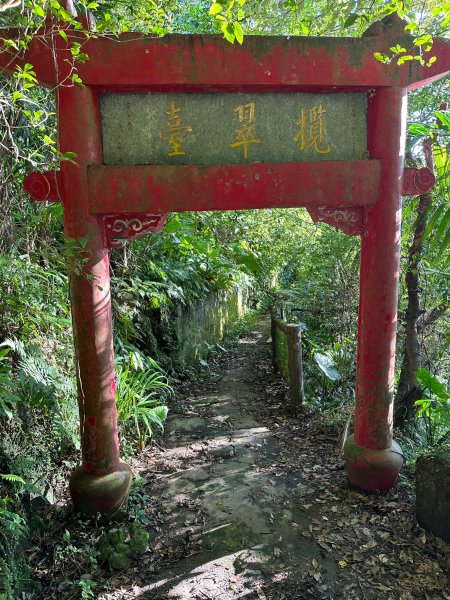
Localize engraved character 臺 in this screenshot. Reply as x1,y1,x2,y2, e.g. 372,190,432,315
160,101,193,157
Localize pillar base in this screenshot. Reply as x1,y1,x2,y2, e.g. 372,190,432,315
344,434,403,492
69,461,133,516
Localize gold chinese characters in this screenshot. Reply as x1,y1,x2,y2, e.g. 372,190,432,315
159,99,335,160
160,101,193,157
294,104,333,155
230,102,261,160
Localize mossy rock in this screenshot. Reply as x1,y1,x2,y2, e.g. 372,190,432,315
108,549,132,571
98,524,150,570
129,523,150,555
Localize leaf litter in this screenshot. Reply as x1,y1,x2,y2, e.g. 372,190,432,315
25,317,449,599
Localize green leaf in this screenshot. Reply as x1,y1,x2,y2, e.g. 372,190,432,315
300,22,309,35
430,205,450,249
397,55,413,65
435,111,450,128
59,30,68,43
416,368,446,395
408,122,432,136
414,34,433,47
390,45,406,54
209,3,223,14
76,53,90,63
405,21,418,32
58,8,74,22
165,219,181,233
314,353,341,381
33,4,46,18
236,253,261,273
374,52,389,64
441,15,450,28
0,474,25,484
2,38,19,51
221,22,235,43
234,21,244,45
425,202,446,239
344,13,358,28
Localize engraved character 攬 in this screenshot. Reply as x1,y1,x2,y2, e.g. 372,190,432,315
294,104,332,155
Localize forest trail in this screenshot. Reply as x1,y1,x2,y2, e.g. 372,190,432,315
131,316,333,598
100,316,448,600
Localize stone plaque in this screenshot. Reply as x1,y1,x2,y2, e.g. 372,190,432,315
100,92,367,165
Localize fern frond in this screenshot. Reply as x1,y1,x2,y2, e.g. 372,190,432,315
0,474,25,485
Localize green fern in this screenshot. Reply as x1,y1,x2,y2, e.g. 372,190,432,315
0,474,25,486
424,131,450,267
116,361,172,451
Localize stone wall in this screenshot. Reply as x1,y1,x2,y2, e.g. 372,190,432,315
175,285,251,365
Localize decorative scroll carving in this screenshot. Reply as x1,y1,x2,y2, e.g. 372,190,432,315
104,213,167,248
402,167,436,196
23,171,62,202
307,206,364,237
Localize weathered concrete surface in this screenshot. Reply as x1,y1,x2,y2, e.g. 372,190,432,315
136,319,337,598
174,285,250,366
416,453,450,542
101,92,367,165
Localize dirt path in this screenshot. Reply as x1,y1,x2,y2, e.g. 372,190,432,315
129,317,333,599
30,317,449,599
106,316,449,600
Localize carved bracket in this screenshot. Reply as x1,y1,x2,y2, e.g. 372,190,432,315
104,213,167,248
307,206,364,237
23,171,62,202
402,167,435,196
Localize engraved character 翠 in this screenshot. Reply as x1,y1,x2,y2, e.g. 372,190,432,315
230,102,261,160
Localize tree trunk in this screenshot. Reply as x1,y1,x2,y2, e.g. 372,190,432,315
394,188,432,426
394,105,447,427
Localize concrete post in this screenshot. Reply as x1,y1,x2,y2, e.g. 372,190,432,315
344,87,406,491
58,85,132,514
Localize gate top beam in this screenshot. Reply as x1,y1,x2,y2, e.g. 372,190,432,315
1,18,449,90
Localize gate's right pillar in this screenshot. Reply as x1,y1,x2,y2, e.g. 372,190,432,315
344,87,406,491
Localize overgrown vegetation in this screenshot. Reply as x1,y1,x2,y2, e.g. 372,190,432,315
0,0,449,597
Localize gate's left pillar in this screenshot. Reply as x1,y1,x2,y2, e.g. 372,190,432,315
58,85,132,515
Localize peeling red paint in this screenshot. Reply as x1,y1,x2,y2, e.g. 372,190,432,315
402,167,436,196
88,162,381,214
23,171,62,202
1,27,449,91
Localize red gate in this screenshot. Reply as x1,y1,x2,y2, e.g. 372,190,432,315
1,8,449,514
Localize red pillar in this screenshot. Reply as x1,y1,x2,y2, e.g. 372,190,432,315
344,87,406,491
58,85,132,514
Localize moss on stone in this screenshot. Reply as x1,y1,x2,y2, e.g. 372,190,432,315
98,524,150,570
